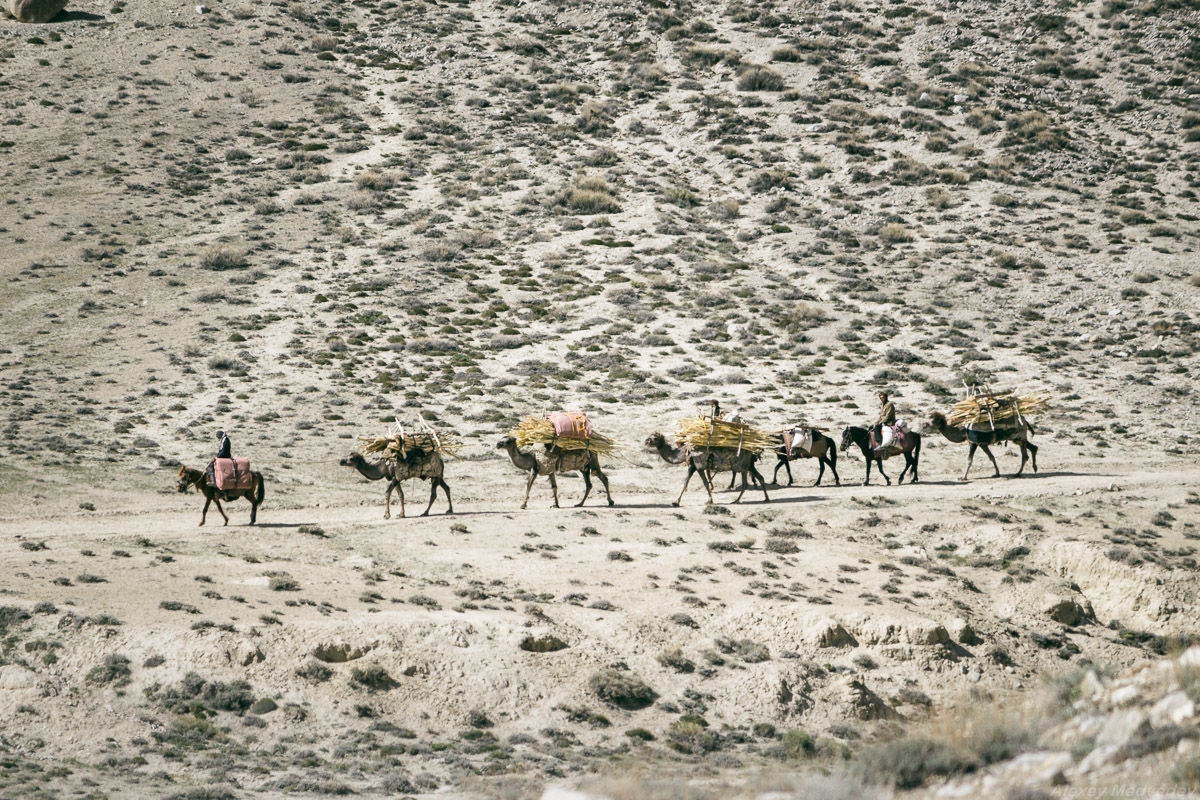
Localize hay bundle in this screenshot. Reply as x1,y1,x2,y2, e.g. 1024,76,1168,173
510,415,622,456
675,416,775,455
945,390,1051,428
357,420,463,459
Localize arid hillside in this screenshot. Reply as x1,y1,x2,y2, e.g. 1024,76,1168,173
1,0,1199,797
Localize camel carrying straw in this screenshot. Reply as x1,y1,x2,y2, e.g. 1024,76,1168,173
944,387,1052,429
675,413,775,456
510,414,623,457
357,419,464,459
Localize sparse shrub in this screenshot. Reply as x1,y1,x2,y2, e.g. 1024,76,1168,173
878,223,913,244
854,736,976,789
153,672,254,715
589,668,657,709
626,727,655,741
736,64,785,91
782,728,816,758
268,573,300,591
297,661,333,683
86,653,132,686
200,243,248,271
351,665,398,692
657,646,696,673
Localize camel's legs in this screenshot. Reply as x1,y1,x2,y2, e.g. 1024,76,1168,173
593,464,614,507
752,464,770,501
774,456,793,486
521,470,537,510
576,468,593,507
548,473,560,508
980,444,1000,477
674,465,697,507
961,443,977,481
200,496,211,527
421,478,438,516
382,479,397,519
1028,442,1039,473
733,469,748,503
439,478,454,514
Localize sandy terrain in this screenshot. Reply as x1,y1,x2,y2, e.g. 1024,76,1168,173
1,0,1198,796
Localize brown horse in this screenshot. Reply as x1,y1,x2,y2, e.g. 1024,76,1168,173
176,465,265,526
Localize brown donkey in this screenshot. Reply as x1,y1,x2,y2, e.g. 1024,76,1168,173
176,465,265,526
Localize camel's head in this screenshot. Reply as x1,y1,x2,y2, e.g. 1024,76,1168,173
495,436,516,450
839,428,853,453
339,452,365,468
175,466,192,493
644,432,665,449
929,411,947,428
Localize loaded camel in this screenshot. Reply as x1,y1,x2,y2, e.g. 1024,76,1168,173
839,426,921,486
496,436,613,510
928,411,1038,480
646,432,769,506
340,450,453,518
176,465,265,526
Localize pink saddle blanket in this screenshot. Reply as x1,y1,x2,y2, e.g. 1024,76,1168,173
547,411,592,440
212,458,252,491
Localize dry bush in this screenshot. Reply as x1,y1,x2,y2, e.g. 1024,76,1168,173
736,64,786,91
200,243,248,271
356,171,396,191
879,223,913,244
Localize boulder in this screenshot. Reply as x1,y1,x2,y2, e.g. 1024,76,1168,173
1150,691,1196,726
6,0,68,23
1044,594,1093,626
842,677,903,721
816,620,857,648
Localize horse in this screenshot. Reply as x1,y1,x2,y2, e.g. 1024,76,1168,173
723,429,841,488
176,465,265,526
839,426,921,486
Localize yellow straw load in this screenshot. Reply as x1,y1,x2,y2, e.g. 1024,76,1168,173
945,391,1052,428
357,420,464,459
675,416,775,455
510,416,622,456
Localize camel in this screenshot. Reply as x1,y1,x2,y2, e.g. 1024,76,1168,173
839,426,921,486
495,436,613,510
340,450,453,519
645,432,769,506
929,411,1039,481
176,465,265,526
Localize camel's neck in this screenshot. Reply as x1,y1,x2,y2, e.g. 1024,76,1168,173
935,422,968,443
504,443,537,470
655,441,689,465
353,458,390,480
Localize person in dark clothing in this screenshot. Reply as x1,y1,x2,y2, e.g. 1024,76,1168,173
207,431,232,486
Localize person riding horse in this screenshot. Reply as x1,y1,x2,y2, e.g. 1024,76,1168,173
207,430,232,485
874,392,896,452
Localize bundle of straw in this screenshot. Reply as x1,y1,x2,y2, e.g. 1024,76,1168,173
675,416,775,455
945,391,1051,428
510,416,622,456
357,419,464,458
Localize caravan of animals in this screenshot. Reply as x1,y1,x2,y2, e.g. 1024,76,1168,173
178,389,1049,525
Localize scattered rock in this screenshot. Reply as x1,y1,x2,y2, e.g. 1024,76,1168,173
1044,594,1093,626
816,620,858,648
5,0,67,23
0,664,39,690
842,677,902,721
948,618,980,645
249,697,278,715
1096,708,1149,747
1150,691,1195,726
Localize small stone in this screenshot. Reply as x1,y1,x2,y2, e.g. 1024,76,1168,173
195,4,208,12
1110,684,1140,707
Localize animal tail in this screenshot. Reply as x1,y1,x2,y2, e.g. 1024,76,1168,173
255,472,266,507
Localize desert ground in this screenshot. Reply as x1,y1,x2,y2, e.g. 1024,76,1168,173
1,0,1199,797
